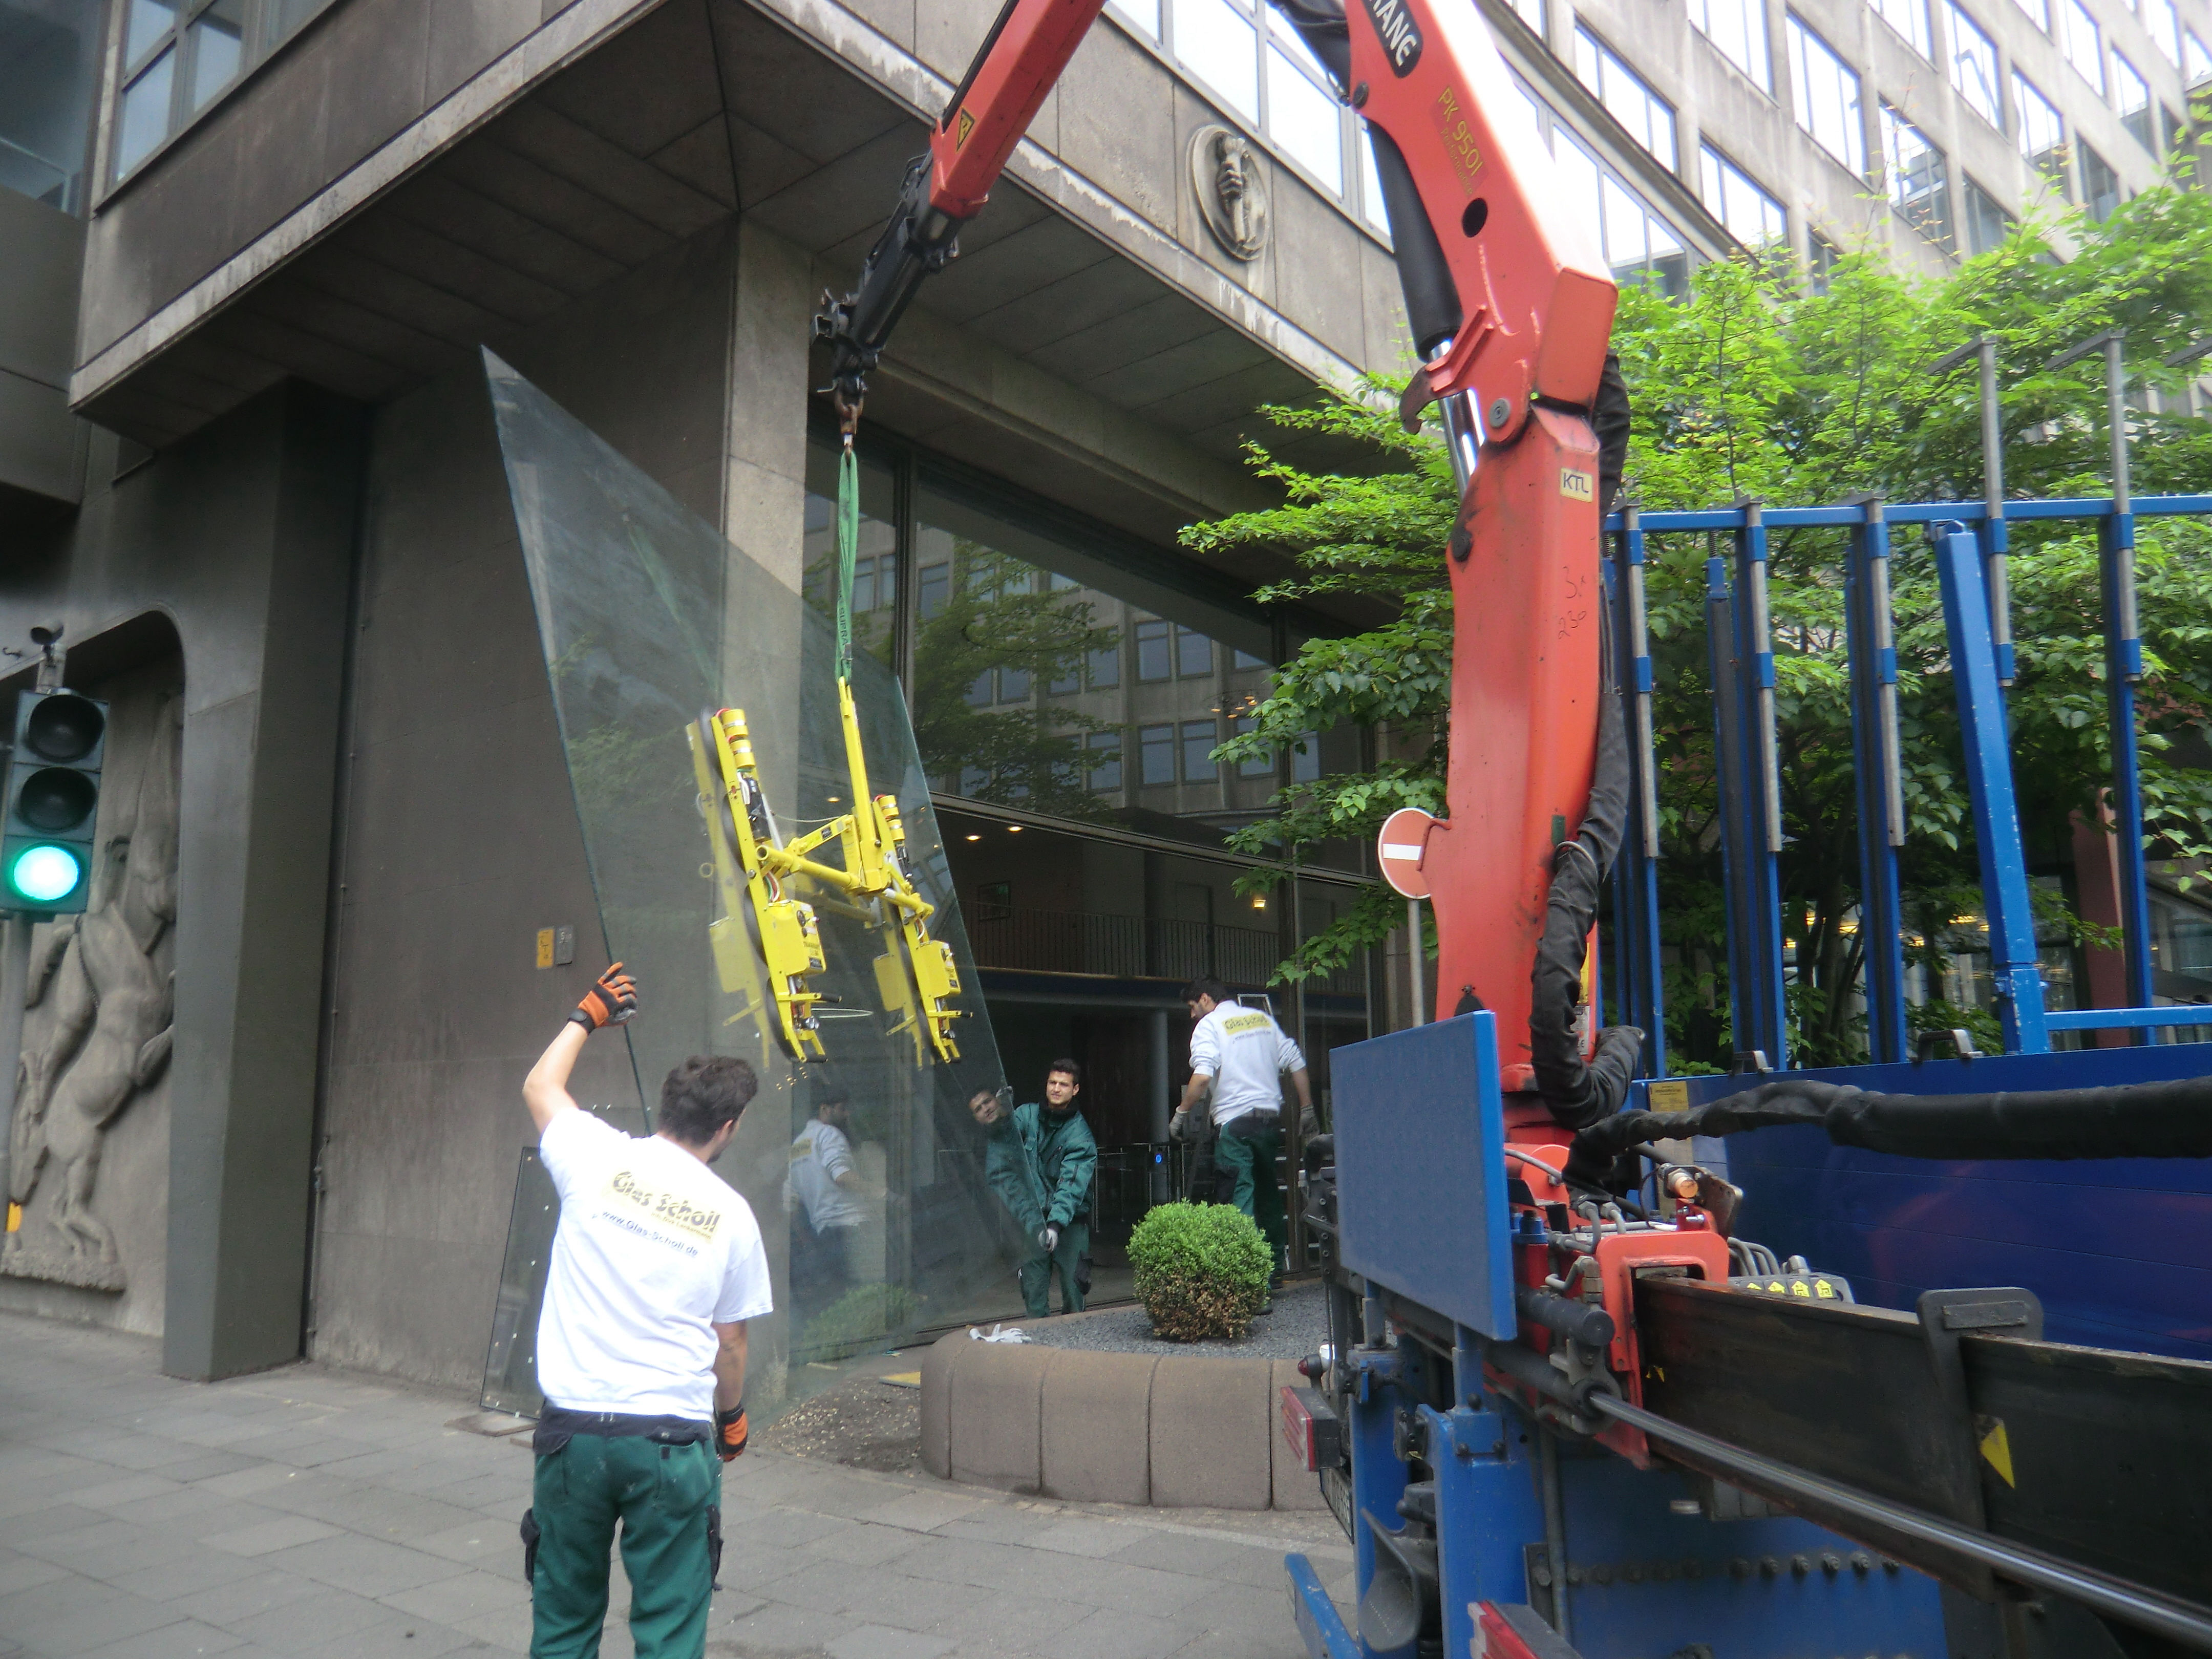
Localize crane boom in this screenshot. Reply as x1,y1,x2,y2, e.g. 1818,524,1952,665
816,0,1632,1100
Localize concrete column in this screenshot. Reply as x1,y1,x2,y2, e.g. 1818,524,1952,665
165,384,363,1379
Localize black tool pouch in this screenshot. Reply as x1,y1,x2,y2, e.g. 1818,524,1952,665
520,1508,541,1592
1076,1253,1093,1295
706,1503,724,1590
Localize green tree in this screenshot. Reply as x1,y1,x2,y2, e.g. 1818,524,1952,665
1195,182,2212,1068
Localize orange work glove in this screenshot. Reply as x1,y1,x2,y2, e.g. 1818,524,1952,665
570,963,638,1030
715,1403,749,1461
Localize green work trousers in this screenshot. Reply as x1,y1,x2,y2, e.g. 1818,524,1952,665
1214,1118,1285,1275
530,1431,718,1659
1018,1220,1088,1317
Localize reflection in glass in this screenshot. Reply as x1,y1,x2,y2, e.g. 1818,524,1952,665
114,49,174,178
188,0,246,110
482,354,1030,1420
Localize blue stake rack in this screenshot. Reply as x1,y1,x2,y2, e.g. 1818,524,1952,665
1604,492,2212,1062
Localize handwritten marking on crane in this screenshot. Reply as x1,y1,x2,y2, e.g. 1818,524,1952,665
1360,0,1424,75
1430,87,1484,194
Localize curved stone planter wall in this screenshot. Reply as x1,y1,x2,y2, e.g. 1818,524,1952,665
918,1331,1326,1512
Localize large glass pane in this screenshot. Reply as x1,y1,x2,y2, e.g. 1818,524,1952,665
0,0,104,212
123,0,175,68
1947,3,2002,126
483,354,1024,1419
1690,0,1771,90
908,476,1279,849
2063,0,2104,95
113,48,174,180
2113,50,2153,147
1963,175,2013,253
1105,0,1159,39
186,0,246,112
1881,103,1952,249
1788,15,1867,176
2079,139,2119,219
1871,0,1932,56
1700,143,1788,252
1176,0,1259,122
2150,0,2181,64
1576,26,1677,169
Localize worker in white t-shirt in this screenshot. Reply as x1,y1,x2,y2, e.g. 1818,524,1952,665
784,1088,865,1307
518,964,773,1659
1172,978,1314,1283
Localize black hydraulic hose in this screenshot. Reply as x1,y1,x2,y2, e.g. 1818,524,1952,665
1529,621,1644,1130
1562,1072,2212,1188
1515,1286,1614,1351
1480,1338,1613,1418
1591,1394,2212,1653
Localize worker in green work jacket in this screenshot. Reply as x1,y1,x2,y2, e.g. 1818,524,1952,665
968,1060,1097,1317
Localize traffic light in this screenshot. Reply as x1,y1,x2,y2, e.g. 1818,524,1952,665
3,690,108,914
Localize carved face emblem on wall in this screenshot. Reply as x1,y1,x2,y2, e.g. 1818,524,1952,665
1191,125,1269,262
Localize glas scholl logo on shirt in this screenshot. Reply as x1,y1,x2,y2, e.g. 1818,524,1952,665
1360,0,1423,76
606,1168,722,1241
1221,1010,1274,1037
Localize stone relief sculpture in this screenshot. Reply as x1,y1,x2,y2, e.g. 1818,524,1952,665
1191,125,1269,261
3,692,180,1292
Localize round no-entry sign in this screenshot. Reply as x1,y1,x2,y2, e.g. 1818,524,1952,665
1376,806,1438,899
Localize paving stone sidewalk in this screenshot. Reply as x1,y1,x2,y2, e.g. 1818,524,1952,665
0,1312,1355,1659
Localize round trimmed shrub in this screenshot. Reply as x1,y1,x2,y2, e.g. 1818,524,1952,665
1128,1201,1271,1342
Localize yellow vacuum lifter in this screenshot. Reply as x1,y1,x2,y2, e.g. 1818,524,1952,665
690,679,964,1066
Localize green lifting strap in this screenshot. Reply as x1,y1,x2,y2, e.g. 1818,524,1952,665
835,438,860,684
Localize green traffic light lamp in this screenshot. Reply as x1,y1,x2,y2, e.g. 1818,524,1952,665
6,844,82,907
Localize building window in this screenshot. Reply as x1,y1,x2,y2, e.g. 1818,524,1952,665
1175,625,1214,678
1551,129,1691,294
1291,732,1322,783
1881,103,1953,250
2014,72,2071,196
2078,139,2120,220
1506,0,1546,35
1808,226,1844,291
1135,619,1172,681
1233,716,1275,778
2,0,102,212
1871,0,1933,57
1947,4,2003,127
2150,0,2182,66
1139,724,1176,786
1700,143,1788,252
1086,731,1123,792
1089,639,1120,689
2113,51,2153,148
1788,16,1868,177
1105,0,1159,39
1574,26,1678,168
2187,30,2211,86
1963,176,2014,253
1266,14,1344,193
2005,0,2049,31
1153,0,1354,203
2061,0,2104,96
1180,720,1219,782
108,0,332,185
1691,0,1772,91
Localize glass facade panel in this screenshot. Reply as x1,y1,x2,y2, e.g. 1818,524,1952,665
1575,25,1678,168
2015,71,2071,196
2113,50,2153,147
1963,175,2013,253
0,0,104,211
1947,3,2003,127
1788,15,1868,175
106,0,334,185
1139,724,1175,785
2062,0,2104,95
1882,102,1953,249
1699,143,1788,250
186,0,246,110
1175,0,1259,121
2187,30,2210,85
1105,0,1160,39
125,0,177,65
1691,0,1772,88
1872,0,1933,56
2079,138,2120,219
1180,720,1219,782
2150,0,2181,64
1266,36,1343,190
114,48,175,179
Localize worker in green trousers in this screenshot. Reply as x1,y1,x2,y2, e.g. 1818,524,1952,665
519,965,773,1659
971,1060,1098,1316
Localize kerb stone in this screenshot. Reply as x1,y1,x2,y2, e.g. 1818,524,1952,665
1039,1349,1155,1505
948,1339,1050,1494
1148,1353,1271,1510
919,1331,958,1479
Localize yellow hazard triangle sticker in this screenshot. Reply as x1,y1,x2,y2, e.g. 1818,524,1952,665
1979,1418,2016,1487
956,108,976,148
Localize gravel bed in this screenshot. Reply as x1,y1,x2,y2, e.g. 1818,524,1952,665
1004,1280,1329,1360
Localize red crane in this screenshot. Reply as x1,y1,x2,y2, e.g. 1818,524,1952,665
816,0,1636,1114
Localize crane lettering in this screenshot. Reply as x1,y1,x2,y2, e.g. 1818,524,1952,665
1360,0,1424,75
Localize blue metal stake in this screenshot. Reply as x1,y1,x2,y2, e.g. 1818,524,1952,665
1931,523,2049,1053
1706,552,1754,1064
1733,505,1789,1067
1614,508,1667,1072
1845,502,1909,1063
